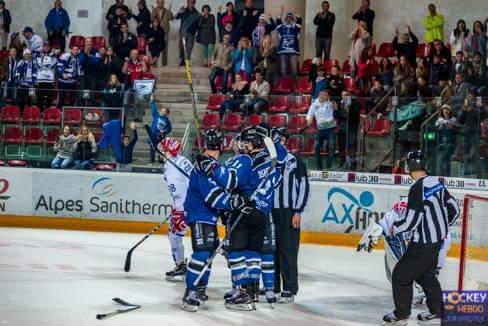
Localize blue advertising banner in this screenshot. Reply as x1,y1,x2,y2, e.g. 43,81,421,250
442,291,488,325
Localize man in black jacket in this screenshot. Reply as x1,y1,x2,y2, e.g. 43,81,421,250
352,0,375,35
335,90,361,169
238,0,260,40
313,1,335,61
393,25,418,67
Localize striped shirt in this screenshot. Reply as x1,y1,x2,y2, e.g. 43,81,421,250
273,152,310,213
394,176,460,244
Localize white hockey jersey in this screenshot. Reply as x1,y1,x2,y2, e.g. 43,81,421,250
36,54,58,83
163,155,193,211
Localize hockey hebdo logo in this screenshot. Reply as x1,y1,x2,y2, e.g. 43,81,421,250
321,187,386,233
0,178,10,212
442,291,488,325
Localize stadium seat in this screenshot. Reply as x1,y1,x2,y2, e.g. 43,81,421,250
207,94,226,111
1,105,20,124
342,59,351,75
344,78,361,95
299,137,315,156
96,163,116,171
304,121,318,135
268,96,290,113
69,35,85,49
268,114,287,128
63,108,82,126
91,36,106,50
290,95,311,114
43,107,62,125
137,37,147,53
3,127,22,157
215,74,232,92
323,59,340,74
364,118,391,136
295,77,313,94
85,109,104,126
371,42,377,57
417,43,427,58
92,131,103,143
377,42,395,58
246,114,264,127
300,59,313,75
222,112,243,131
200,112,220,130
287,115,307,134
24,127,43,157
273,76,295,94
0,50,8,63
22,106,41,125
7,160,28,167
46,128,60,145
286,136,302,154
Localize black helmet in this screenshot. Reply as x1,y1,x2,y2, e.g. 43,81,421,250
205,128,224,150
240,126,263,149
406,150,425,172
256,122,271,139
271,127,288,143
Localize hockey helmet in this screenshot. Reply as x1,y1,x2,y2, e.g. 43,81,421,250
405,150,425,172
158,137,182,157
256,122,271,139
240,126,263,149
271,126,288,143
205,128,224,150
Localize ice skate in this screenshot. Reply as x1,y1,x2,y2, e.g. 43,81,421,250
165,262,186,282
417,311,441,325
224,287,254,311
278,291,294,304
181,289,200,312
382,311,409,325
223,286,238,300
265,290,277,308
196,286,208,303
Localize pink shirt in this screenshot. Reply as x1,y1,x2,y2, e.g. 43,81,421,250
221,13,233,28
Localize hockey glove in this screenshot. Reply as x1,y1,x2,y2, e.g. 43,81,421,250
170,209,186,234
229,192,254,213
357,222,384,253
195,154,219,177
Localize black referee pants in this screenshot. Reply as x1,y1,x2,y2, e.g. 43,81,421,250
392,242,442,319
273,208,300,295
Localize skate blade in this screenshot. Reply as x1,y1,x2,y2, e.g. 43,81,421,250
382,320,408,326
166,275,185,282
224,302,254,311
181,303,198,312
277,297,294,304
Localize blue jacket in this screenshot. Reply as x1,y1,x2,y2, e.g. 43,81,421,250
276,17,302,55
312,78,327,99
98,119,123,162
117,129,138,164
233,47,254,74
45,7,70,34
148,100,172,144
79,49,101,75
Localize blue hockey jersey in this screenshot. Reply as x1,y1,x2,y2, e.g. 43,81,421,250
276,17,302,55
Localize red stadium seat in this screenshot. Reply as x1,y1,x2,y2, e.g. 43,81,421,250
344,78,360,95
85,109,104,126
371,42,377,57
215,74,232,92
69,35,85,49
22,106,41,125
364,118,391,136
1,105,20,124
92,131,103,143
377,42,395,58
417,43,427,58
3,127,22,144
299,138,315,156
342,59,351,75
200,113,220,130
24,127,43,145
96,163,116,171
273,76,295,95
7,160,28,167
91,36,106,50
300,59,313,75
46,128,60,145
63,108,82,126
295,77,313,94
287,115,307,134
222,112,243,131
286,136,302,154
290,95,311,114
137,37,147,53
43,107,62,125
246,114,264,127
268,96,290,113
207,94,226,111
0,50,8,63
304,121,318,135
323,59,340,74
268,114,287,128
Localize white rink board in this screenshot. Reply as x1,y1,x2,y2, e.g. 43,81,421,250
1,167,487,245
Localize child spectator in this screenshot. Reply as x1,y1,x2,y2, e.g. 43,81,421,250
149,94,172,163
74,125,97,170
52,125,78,169
197,5,216,67
118,121,138,169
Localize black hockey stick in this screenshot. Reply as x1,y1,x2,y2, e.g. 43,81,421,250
193,137,278,286
96,298,141,320
112,297,139,306
124,214,171,272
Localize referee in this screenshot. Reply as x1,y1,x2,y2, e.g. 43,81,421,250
272,129,310,304
383,150,460,324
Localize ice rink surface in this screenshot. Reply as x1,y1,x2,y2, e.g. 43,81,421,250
0,227,460,326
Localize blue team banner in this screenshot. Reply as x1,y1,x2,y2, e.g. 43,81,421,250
442,291,488,325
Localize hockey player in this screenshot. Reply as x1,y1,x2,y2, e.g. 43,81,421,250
182,129,254,312
157,137,193,282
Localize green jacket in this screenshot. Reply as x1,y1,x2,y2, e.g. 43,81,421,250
424,14,444,43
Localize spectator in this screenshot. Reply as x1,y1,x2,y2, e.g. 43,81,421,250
74,125,97,170
452,72,469,111
57,46,83,106
276,11,302,78
9,33,24,59
429,39,451,65
238,0,260,39
233,37,254,82
356,47,376,92
416,57,430,81
122,49,147,121
326,65,344,98
367,78,387,115
219,72,249,120
149,93,172,163
470,21,486,59
103,74,124,117
471,52,487,95
433,78,452,106
132,0,151,38
314,1,335,61
310,62,327,100
217,2,240,42
22,27,44,55
197,5,216,67
459,95,483,175
104,46,124,80
0,1,12,50
148,18,166,66
209,33,234,94
394,55,415,96
108,7,128,47
352,0,375,35
417,76,433,99
429,54,449,87
348,21,371,74
1,47,17,100
114,23,137,60
80,38,101,91
392,25,418,67
435,104,458,176
118,121,138,168
15,48,37,109
451,51,469,81
307,89,337,170
52,125,78,169
450,19,471,58
256,33,278,84
45,0,70,53
94,46,109,91
240,69,270,115
106,0,131,22
35,42,57,109
378,57,394,88
252,14,275,49
424,3,444,43
335,90,360,169
151,0,174,67
175,0,200,66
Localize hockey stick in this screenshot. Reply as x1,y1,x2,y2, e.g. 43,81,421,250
181,37,203,152
124,214,171,272
96,298,141,320
193,137,278,286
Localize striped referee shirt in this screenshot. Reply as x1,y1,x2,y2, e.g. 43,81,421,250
394,176,460,244
273,152,310,213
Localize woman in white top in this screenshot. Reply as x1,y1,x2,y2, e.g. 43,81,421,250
449,19,471,57
349,20,371,74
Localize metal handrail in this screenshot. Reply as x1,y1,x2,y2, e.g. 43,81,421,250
366,81,399,118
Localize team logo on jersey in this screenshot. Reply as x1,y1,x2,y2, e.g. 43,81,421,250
92,177,117,197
